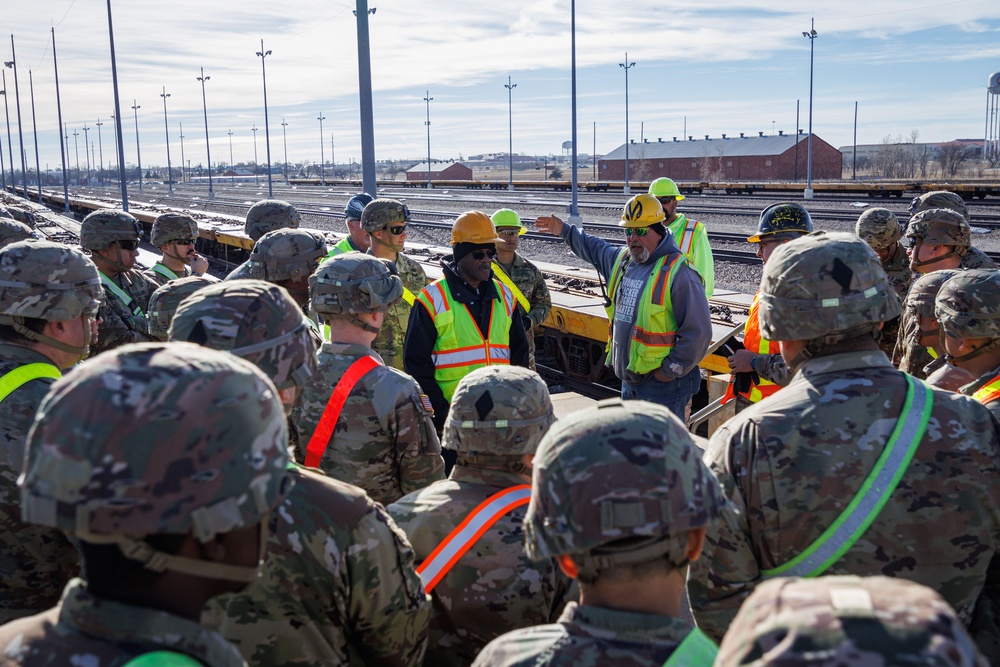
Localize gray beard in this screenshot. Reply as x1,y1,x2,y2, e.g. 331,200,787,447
629,246,650,263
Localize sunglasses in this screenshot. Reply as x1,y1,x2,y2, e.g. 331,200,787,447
175,238,197,246
388,225,406,235
471,249,497,260
624,227,649,237
497,229,520,238
117,239,139,251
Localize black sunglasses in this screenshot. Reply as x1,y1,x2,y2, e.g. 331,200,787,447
471,249,497,260
117,239,139,251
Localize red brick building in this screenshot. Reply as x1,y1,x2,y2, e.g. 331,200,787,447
405,161,473,181
599,133,842,181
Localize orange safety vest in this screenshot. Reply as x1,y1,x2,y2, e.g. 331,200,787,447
740,293,781,403
972,373,1000,406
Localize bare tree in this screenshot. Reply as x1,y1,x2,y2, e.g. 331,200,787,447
937,142,972,177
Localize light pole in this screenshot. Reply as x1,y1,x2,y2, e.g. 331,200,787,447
82,123,91,187
72,129,79,184
51,27,70,211
317,112,326,185
331,134,335,181
227,129,234,181
160,86,172,193
28,70,42,202
1,72,13,190
179,122,185,185
423,90,432,188
354,1,377,196
280,118,288,183
106,0,128,209
131,99,142,190
5,40,28,198
569,0,580,224
619,53,635,195
197,67,214,199
803,18,817,199
251,124,259,185
96,118,104,187
256,40,273,197
505,75,516,191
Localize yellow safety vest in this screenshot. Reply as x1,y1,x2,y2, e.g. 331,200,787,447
0,363,62,405
668,214,704,258
607,251,685,375
972,373,1000,406
416,278,514,402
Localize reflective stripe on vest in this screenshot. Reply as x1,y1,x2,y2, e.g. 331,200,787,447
662,627,718,667
326,237,359,258
972,373,1000,406
491,261,531,313
669,214,700,257
151,263,180,282
99,272,144,318
0,363,62,405
122,651,205,667
740,293,780,403
416,485,531,593
402,286,416,306
762,375,933,579
303,354,381,468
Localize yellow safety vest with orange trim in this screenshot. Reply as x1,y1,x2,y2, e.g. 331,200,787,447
740,292,782,403
415,278,514,402
972,373,1000,406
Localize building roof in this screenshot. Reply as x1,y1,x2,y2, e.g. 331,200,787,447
406,161,467,173
602,134,809,160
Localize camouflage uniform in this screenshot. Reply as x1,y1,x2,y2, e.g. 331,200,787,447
144,213,202,287
856,207,912,358
388,367,572,666
0,219,33,249
373,251,427,370
689,234,1000,663
907,192,997,270
226,199,301,280
146,275,213,340
217,464,431,667
716,576,988,667
492,254,551,370
961,246,998,270
892,269,961,378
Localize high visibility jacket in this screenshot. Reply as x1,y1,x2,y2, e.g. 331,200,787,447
740,293,781,403
415,278,515,402
668,214,713,297
973,373,1000,406
606,250,685,375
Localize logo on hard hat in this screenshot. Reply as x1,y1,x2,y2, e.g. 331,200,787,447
625,199,644,222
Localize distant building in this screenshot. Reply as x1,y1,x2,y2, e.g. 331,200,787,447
406,161,473,181
600,133,842,181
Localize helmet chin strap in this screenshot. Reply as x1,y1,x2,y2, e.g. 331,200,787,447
0,314,89,358
371,231,403,255
945,334,1000,365
349,315,381,335
910,239,960,270
163,241,190,264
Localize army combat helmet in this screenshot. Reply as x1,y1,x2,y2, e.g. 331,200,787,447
245,199,301,242
747,203,813,243
935,270,1000,364
909,190,970,223
525,398,724,579
146,275,214,341
20,343,292,583
906,269,962,321
361,198,410,253
79,208,142,251
855,208,901,252
170,280,319,391
0,240,103,358
757,232,901,370
150,212,199,248
0,218,34,249
249,228,328,282
309,253,402,333
904,209,971,269
444,366,556,467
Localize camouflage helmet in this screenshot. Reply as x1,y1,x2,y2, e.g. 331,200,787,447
0,205,12,220
150,212,199,247
245,199,301,242
21,343,292,580
758,232,901,345
0,218,34,249
249,228,328,283
170,280,319,391
525,398,724,575
444,366,556,456
0,240,102,322
906,269,962,319
80,209,143,251
747,203,813,243
716,576,987,667
854,208,901,251
936,270,1000,341
146,275,214,340
309,253,402,317
905,208,971,255
360,197,410,233
909,190,970,222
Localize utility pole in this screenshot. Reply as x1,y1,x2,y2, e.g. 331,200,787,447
131,99,142,190
317,112,326,185
96,118,104,188
160,86,172,192
82,122,91,186
423,91,432,188
619,53,636,195
354,0,377,195
505,75,516,191
803,18,818,199
227,129,234,181
280,118,288,183
51,27,70,211
179,122,186,184
197,67,214,199
256,39,274,197
251,124,259,185
105,0,129,209
28,69,42,202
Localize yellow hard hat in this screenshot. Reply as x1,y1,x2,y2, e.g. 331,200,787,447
648,177,685,201
451,211,504,245
619,194,666,228
491,209,527,236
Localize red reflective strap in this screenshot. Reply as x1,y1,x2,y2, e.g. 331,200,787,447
303,355,381,469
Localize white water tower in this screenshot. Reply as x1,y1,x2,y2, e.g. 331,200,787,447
986,71,1000,162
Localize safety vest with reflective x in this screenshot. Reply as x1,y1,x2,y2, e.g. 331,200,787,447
0,363,61,405
739,293,781,403
99,271,146,329
415,278,514,402
973,372,1000,407
762,375,934,579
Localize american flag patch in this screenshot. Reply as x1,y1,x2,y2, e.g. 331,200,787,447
420,394,434,415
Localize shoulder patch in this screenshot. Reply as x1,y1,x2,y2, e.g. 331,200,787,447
419,394,434,415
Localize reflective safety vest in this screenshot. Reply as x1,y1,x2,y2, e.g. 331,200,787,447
150,263,180,282
491,261,531,314
123,651,205,667
606,251,685,375
972,372,1000,406
416,278,514,402
99,271,146,320
662,627,718,666
416,485,531,593
326,236,359,258
740,292,781,403
762,375,933,579
0,363,61,405
401,286,416,306
668,214,704,258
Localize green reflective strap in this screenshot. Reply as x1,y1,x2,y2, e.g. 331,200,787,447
100,272,145,318
762,376,933,579
151,263,180,281
122,650,205,667
0,363,62,404
663,628,718,667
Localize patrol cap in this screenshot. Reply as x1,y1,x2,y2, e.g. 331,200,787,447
245,199,301,242
716,576,987,667
855,208,901,251
146,275,214,340
909,190,970,223
79,209,143,251
936,269,1000,340
361,198,410,233
0,240,102,322
906,269,962,319
905,208,971,253
0,218,34,249
150,212,199,247
249,228,328,283
525,399,723,575
444,366,556,456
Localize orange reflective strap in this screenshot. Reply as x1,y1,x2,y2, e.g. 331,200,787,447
973,374,1000,406
303,355,381,468
416,485,532,593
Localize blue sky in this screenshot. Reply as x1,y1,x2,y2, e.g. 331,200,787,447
2,0,999,174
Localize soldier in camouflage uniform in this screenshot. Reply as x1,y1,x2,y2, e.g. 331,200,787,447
363,198,427,369
908,192,997,270
388,366,573,667
0,343,293,666
491,209,551,370
234,228,327,314
855,207,911,359
227,199,301,280
145,212,211,286
146,275,213,340
80,209,159,355
0,218,33,249
292,253,444,506
689,232,1000,662
474,398,726,667
936,270,1000,421
0,240,102,623
893,269,961,380
716,576,988,666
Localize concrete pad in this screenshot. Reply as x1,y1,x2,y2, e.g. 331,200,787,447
550,391,599,420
